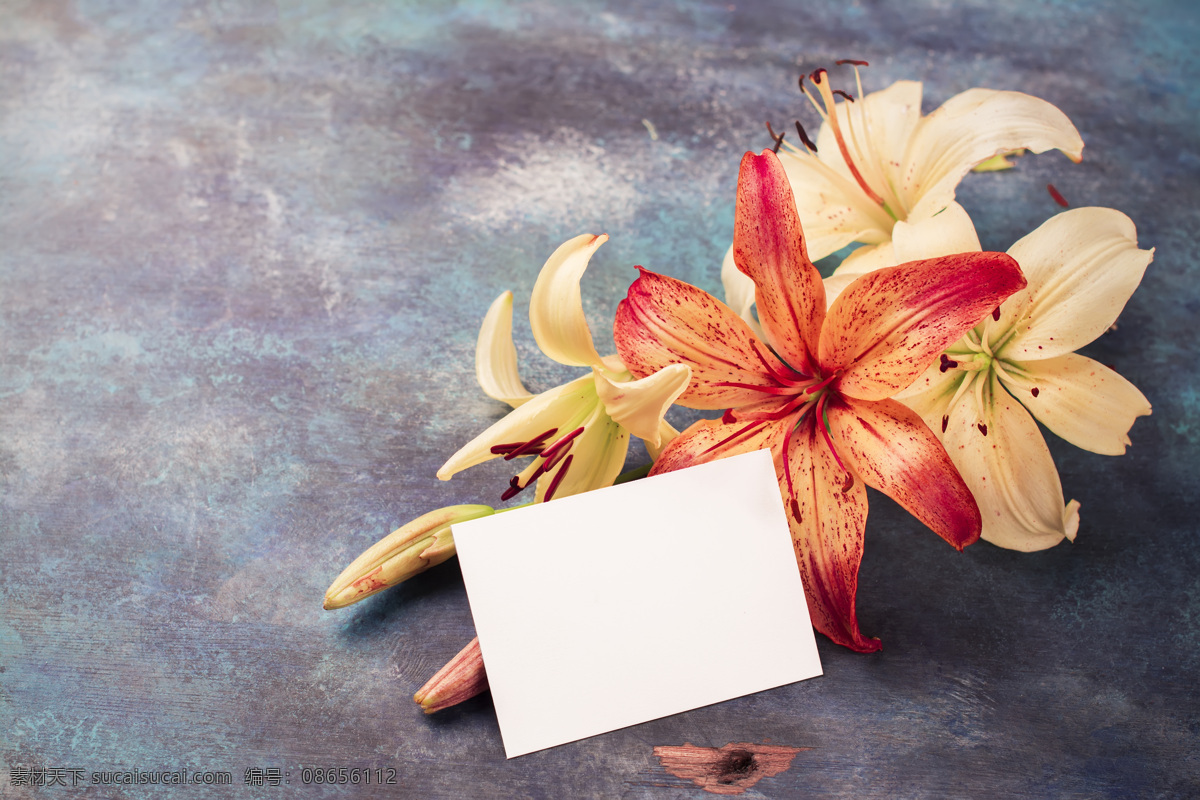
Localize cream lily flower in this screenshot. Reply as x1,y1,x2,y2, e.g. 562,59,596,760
438,234,691,502
896,206,1153,551
723,64,1084,325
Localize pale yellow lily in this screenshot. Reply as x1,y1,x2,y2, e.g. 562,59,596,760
723,64,1084,326
891,206,1153,551
438,234,691,502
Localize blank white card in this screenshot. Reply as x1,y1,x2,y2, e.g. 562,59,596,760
451,448,822,758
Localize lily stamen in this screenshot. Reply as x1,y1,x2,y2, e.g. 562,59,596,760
814,391,849,473
731,391,817,424
712,380,803,395
809,68,888,208
751,340,809,385
541,438,575,472
835,59,869,105
804,370,841,395
765,121,786,154
539,426,585,460
794,120,818,152
702,419,768,456
491,427,559,459
543,454,574,501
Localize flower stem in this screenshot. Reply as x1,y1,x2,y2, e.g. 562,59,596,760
614,463,652,484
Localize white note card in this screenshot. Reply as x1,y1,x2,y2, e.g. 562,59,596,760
451,448,823,758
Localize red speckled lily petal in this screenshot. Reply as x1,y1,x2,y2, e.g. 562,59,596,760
733,150,826,376
820,252,1026,401
827,395,981,549
782,415,878,653
615,268,789,410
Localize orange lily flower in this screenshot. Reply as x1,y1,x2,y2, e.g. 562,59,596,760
614,150,1028,651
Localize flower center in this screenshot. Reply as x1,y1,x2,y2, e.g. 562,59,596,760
934,326,1039,436
713,358,852,522
794,61,903,223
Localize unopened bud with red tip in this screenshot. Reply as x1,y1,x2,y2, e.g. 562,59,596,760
413,637,488,714
323,505,495,610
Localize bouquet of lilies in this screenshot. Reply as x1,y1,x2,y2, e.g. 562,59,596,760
323,63,1152,713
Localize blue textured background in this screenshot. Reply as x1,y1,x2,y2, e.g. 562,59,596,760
2,1,1197,797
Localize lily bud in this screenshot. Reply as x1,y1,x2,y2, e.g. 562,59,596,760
323,505,494,609
414,637,488,714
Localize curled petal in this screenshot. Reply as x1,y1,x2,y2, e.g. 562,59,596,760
904,89,1085,221
821,252,1027,400
997,207,1154,360
593,363,691,448
720,244,764,338
476,291,534,408
827,396,980,549
943,372,1078,551
615,268,788,410
534,403,628,502
1000,353,1151,456
733,150,826,375
782,416,878,653
644,418,679,461
437,375,597,480
529,234,608,368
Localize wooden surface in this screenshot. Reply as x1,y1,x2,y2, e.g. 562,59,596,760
2,1,1197,797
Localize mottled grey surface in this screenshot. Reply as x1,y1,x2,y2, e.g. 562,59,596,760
1,0,1198,798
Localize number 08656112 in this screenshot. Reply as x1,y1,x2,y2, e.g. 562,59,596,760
299,767,397,785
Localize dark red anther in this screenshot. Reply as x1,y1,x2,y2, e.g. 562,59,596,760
500,475,524,501
977,423,988,436
810,68,827,84
722,409,737,424
542,441,573,472
939,354,959,373
790,497,802,522
1031,387,1040,398
765,121,786,153
841,473,854,493
836,59,869,67
540,427,585,460
794,120,818,152
1047,183,1069,207
543,454,574,501
833,89,855,102
500,428,558,460
941,415,949,433
992,306,1002,321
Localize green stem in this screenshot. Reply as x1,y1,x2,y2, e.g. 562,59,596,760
614,464,652,484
